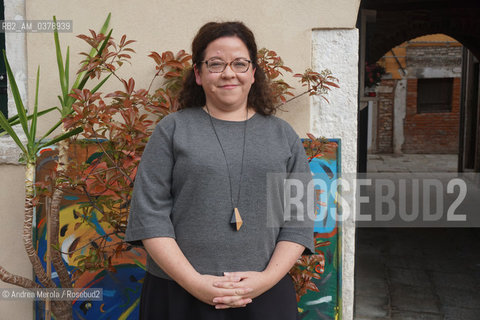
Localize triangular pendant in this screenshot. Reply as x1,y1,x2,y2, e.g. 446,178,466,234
230,207,243,231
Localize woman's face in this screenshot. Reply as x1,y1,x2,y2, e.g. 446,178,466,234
194,36,255,111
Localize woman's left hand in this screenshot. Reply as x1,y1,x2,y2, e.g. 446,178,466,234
212,241,305,309
211,271,275,309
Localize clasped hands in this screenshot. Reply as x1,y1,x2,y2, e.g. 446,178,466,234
189,271,274,309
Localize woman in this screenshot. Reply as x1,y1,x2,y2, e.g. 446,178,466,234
125,21,314,320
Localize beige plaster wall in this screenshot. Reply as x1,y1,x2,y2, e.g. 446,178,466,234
24,0,360,137
0,165,33,319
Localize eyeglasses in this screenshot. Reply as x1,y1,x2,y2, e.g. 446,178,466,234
200,58,252,73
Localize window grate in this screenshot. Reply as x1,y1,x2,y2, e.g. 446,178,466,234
417,78,453,113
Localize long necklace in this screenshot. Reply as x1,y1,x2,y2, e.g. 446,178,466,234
205,105,248,231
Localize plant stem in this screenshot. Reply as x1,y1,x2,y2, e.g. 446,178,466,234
23,161,57,289
275,90,309,108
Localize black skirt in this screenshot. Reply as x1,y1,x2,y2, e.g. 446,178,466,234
139,272,299,320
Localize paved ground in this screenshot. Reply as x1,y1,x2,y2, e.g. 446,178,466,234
367,154,458,173
354,154,480,320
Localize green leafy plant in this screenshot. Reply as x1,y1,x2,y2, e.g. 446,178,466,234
0,14,132,320
0,49,82,320
0,51,81,159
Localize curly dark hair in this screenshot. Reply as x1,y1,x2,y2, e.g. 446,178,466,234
178,21,276,115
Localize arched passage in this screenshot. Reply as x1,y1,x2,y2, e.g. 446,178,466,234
358,0,480,171
355,1,480,319
364,0,480,64
371,33,462,155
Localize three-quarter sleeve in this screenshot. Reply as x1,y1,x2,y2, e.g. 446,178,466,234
124,118,176,246
276,133,315,254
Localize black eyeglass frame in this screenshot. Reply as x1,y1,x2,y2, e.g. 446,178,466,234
199,58,252,73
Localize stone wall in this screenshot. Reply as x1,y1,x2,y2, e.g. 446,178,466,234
374,43,462,154
406,45,463,78
402,44,461,154
403,77,461,153
376,79,396,153
407,46,462,68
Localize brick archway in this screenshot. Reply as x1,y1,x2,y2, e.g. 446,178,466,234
358,0,475,157
363,0,480,63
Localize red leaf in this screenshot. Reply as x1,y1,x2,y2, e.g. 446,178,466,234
123,39,136,46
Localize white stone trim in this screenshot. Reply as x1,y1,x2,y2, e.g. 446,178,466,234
0,0,28,165
311,28,359,320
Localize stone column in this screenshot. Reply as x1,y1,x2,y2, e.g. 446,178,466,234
311,28,359,320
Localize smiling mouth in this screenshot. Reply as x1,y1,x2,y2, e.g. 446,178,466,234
220,84,238,89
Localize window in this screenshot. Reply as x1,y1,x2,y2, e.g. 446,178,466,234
417,78,453,113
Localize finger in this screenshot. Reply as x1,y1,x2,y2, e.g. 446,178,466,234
240,298,253,306
213,296,240,305
224,271,247,278
214,286,253,297
214,296,252,307
212,289,253,305
215,298,252,309
234,287,253,295
221,273,242,282
226,272,251,282
212,281,244,289
234,298,252,307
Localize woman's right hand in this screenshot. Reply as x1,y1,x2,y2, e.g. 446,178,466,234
186,274,254,308
143,238,253,308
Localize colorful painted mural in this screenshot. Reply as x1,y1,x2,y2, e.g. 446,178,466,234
34,139,340,319
295,138,341,320
35,143,146,320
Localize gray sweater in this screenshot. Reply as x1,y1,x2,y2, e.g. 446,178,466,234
125,107,314,279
